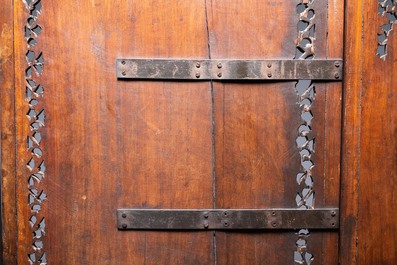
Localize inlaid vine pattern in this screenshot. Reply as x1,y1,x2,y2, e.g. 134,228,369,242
23,0,47,264
294,1,315,264
377,0,397,58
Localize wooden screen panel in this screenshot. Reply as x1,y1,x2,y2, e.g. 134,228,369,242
0,0,17,263
16,0,214,264
342,1,397,264
13,0,344,264
208,1,343,264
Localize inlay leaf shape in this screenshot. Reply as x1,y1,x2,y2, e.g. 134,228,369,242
377,0,397,58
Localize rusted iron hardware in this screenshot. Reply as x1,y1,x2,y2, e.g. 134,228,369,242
116,59,343,81
117,208,339,230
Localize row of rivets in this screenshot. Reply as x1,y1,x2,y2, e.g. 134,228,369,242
217,63,222,78
121,212,127,229
267,63,273,78
119,60,342,80
121,60,127,76
195,62,223,79
203,211,209,228
118,210,337,229
334,61,341,79
202,211,230,228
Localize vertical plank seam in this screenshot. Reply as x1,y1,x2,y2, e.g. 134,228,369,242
12,0,18,263
204,1,217,264
356,0,364,262
322,2,329,263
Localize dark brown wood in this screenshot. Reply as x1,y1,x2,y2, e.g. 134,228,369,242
340,1,363,264
323,1,345,264
341,1,397,264
0,0,17,263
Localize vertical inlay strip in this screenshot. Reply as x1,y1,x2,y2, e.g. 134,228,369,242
294,1,315,264
377,0,397,59
23,0,47,264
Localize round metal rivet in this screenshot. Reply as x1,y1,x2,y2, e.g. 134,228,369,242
196,63,201,68
223,211,228,216
122,71,126,76
332,223,335,227
196,73,201,78
217,63,222,69
122,224,127,229
334,61,340,68
122,213,127,218
272,211,276,216
218,72,222,78
331,211,336,217
268,73,272,78
121,60,126,65
224,222,228,227
204,212,209,219
335,73,340,79
204,223,209,229
267,63,272,68
272,222,277,227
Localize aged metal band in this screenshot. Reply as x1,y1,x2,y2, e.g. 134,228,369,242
116,59,343,81
117,208,339,230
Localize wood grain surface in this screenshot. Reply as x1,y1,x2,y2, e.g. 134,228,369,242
208,0,342,264
342,0,397,264
11,0,344,264
0,0,17,263
7,0,397,264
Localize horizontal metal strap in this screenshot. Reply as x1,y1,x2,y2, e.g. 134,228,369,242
116,59,343,81
117,208,339,230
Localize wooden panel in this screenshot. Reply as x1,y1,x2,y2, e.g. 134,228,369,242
0,0,17,263
208,1,342,264
322,0,345,263
342,1,397,264
12,0,346,264
359,2,397,263
340,0,363,264
16,0,214,264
